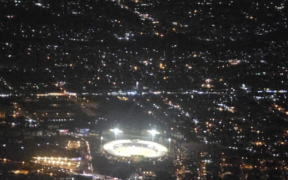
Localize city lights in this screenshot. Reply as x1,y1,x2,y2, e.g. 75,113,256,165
0,0,287,179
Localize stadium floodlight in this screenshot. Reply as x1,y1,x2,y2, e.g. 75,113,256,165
147,130,160,142
100,136,103,148
110,128,122,140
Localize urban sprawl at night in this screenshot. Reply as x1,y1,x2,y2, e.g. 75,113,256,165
0,0,288,179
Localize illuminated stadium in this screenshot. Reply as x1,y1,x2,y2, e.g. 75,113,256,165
103,139,168,158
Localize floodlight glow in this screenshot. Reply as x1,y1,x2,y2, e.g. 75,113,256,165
148,130,159,136
110,128,122,134
110,128,122,140
147,130,159,141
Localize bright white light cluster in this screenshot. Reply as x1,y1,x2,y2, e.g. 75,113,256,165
103,140,168,158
